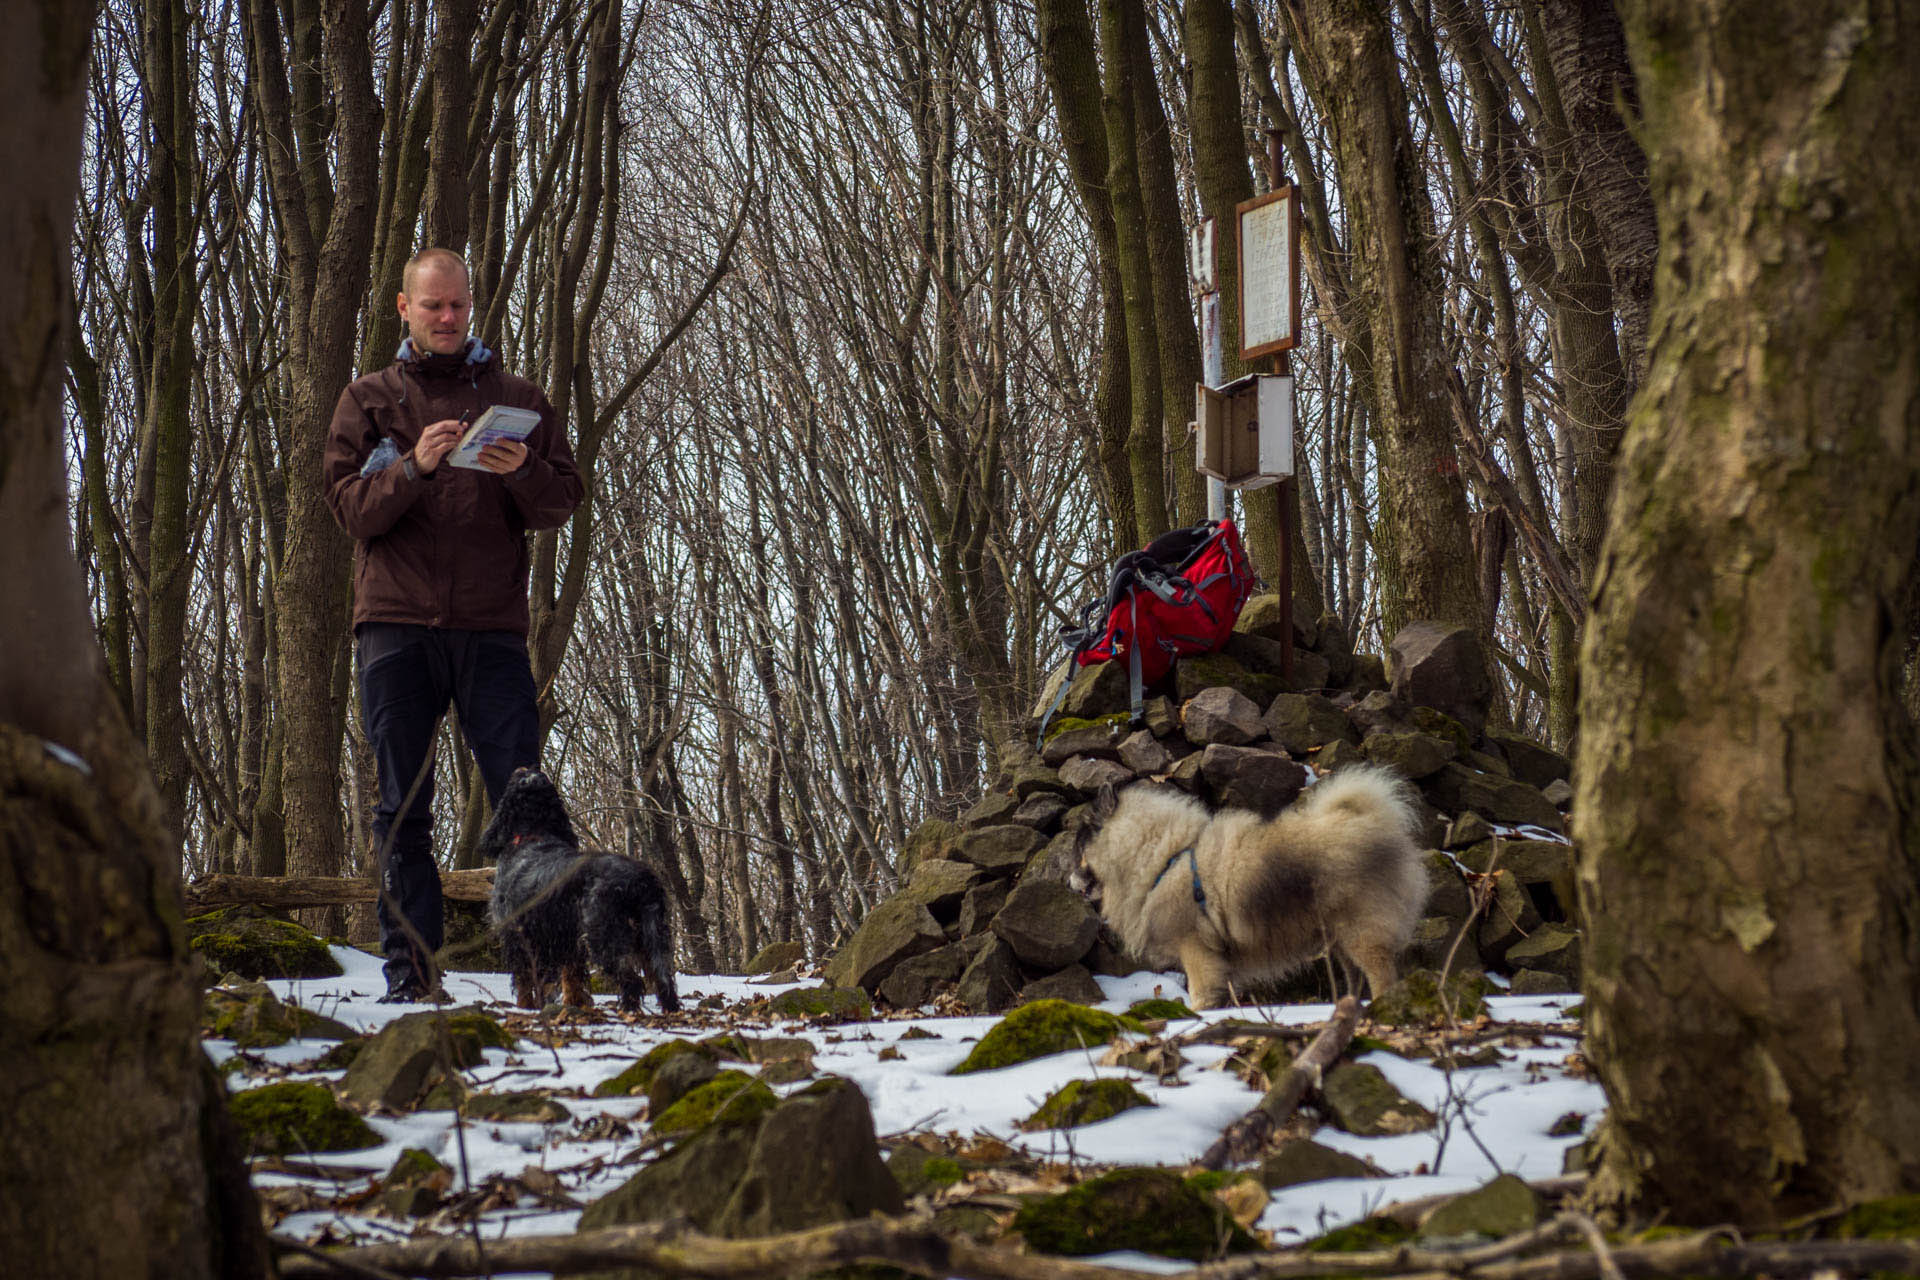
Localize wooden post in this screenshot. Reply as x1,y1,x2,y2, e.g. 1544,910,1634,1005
1268,128,1295,681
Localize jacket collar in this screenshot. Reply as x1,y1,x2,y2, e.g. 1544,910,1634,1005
395,335,495,378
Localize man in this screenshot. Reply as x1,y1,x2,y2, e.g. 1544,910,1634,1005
323,247,583,1001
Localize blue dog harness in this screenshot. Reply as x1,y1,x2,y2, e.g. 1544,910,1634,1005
1152,845,1207,909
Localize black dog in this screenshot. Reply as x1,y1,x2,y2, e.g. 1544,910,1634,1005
481,768,680,1014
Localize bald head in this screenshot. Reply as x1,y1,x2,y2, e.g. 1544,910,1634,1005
402,247,470,295
397,249,474,357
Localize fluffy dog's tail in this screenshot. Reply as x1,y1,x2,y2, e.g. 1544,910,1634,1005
582,856,681,1014
1296,763,1422,840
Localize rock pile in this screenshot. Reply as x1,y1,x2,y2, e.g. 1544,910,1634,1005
825,600,1582,1010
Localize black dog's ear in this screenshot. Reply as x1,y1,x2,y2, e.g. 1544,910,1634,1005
1093,783,1119,821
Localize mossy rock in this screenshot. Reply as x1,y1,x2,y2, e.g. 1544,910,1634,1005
228,1081,380,1156
1125,998,1196,1022
762,985,873,1021
205,984,355,1050
743,939,808,975
1417,1173,1540,1242
463,1091,573,1124
701,1033,818,1066
312,1037,368,1071
1835,1194,1920,1239
1307,1216,1415,1252
888,1146,967,1197
1012,1167,1258,1260
593,1039,716,1098
950,999,1141,1074
384,1147,447,1184
1019,1078,1155,1131
1041,712,1132,746
1369,968,1493,1026
1260,1139,1379,1189
1322,1063,1438,1136
187,906,343,981
650,1070,778,1136
379,1147,452,1217
443,1009,515,1052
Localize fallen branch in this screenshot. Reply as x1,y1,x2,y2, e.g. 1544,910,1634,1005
271,1214,1920,1280
184,869,495,913
1197,995,1360,1170
274,1216,1147,1280
1191,1231,1920,1278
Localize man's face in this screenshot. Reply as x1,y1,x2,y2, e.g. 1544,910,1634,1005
397,261,473,356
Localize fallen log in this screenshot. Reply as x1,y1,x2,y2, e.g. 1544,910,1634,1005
269,1215,1920,1280
1197,995,1359,1170
183,869,495,914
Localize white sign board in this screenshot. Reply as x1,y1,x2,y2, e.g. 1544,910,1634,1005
1237,186,1299,361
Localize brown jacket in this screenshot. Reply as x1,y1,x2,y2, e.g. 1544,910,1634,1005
323,345,583,635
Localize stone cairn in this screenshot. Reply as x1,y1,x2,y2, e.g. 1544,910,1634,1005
823,597,1582,1011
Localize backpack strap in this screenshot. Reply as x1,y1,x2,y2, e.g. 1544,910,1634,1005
1127,594,1145,727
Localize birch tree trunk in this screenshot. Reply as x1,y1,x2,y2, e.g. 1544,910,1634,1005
1576,0,1920,1227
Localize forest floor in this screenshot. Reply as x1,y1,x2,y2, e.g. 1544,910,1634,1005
214,946,1599,1271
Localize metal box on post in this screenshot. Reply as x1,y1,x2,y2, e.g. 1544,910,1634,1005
1193,373,1293,488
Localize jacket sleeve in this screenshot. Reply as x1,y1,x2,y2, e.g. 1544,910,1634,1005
323,383,430,539
501,389,585,531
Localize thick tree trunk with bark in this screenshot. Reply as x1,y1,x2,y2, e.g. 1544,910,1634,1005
1097,0,1169,543
247,0,382,897
1576,0,1920,1227
1036,0,1135,558
1285,0,1483,643
0,5,268,1271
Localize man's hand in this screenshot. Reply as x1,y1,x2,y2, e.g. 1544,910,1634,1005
476,439,529,475
412,419,467,475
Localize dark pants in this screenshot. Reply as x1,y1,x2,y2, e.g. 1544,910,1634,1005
357,622,541,993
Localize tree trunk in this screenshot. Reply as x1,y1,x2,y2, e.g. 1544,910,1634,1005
0,5,268,1269
1097,0,1169,543
1036,0,1135,558
1534,0,1656,391
1127,3,1203,528
1577,0,1920,1227
1284,0,1483,644
247,0,383,910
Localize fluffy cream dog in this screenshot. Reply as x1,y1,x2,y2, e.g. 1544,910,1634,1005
1069,765,1427,1008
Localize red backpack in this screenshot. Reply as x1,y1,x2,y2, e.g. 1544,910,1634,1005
1040,520,1256,744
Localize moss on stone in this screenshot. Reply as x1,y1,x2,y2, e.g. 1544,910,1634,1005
1012,1167,1257,1260
1835,1194,1920,1239
463,1091,573,1123
950,1000,1143,1074
384,1147,447,1184
763,985,874,1021
1410,706,1474,752
593,1039,715,1098
228,1081,380,1156
889,1146,968,1197
312,1038,367,1071
1307,1216,1415,1252
205,987,355,1050
443,1010,515,1052
187,906,343,981
1042,712,1133,745
649,1070,777,1136
1369,968,1493,1026
1020,1078,1155,1131
1126,998,1196,1022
